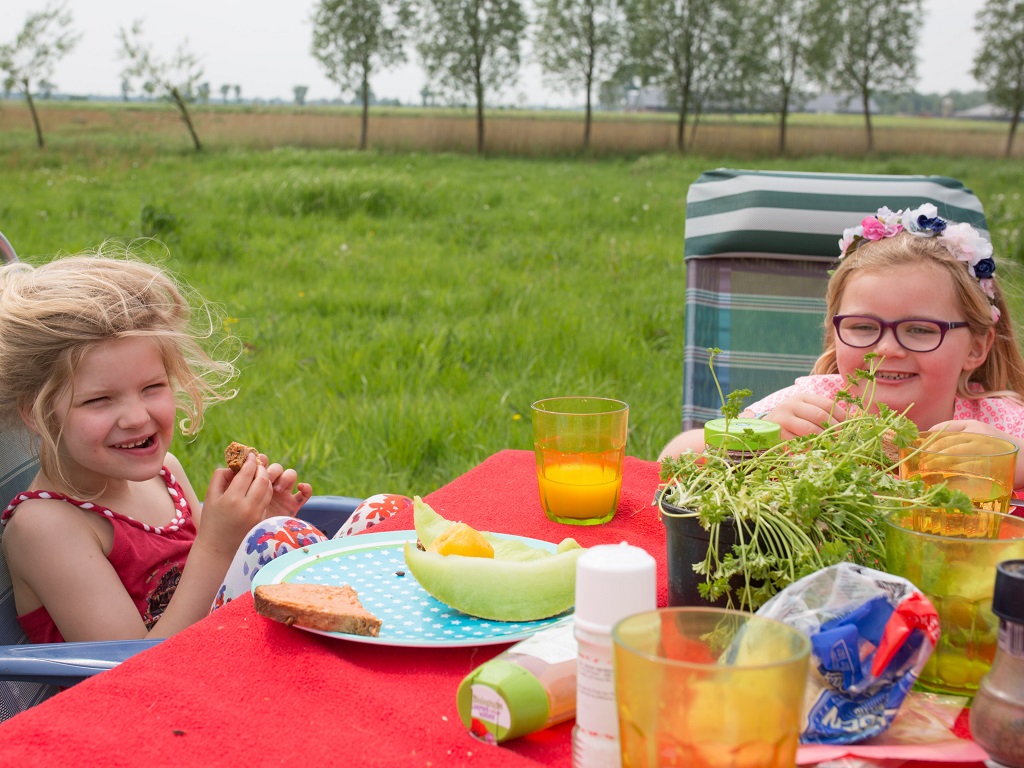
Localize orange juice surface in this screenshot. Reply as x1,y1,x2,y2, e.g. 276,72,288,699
538,460,621,520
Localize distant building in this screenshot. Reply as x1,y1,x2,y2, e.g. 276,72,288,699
625,86,669,111
954,103,1021,121
801,92,878,114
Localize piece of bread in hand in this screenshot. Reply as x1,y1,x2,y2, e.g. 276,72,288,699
253,583,383,637
224,441,261,473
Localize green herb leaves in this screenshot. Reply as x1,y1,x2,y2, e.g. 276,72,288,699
659,358,972,611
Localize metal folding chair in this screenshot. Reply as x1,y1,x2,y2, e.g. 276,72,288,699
0,232,363,720
680,169,988,430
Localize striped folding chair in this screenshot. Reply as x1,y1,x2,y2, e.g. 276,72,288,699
0,430,59,720
681,169,988,430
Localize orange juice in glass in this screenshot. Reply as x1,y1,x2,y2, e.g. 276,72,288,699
532,397,628,525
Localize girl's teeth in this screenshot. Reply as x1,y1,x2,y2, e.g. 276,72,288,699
116,438,150,449
877,372,912,381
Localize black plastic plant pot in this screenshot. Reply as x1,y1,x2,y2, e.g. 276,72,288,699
658,492,750,609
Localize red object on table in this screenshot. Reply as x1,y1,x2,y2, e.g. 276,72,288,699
0,450,988,766
0,451,663,766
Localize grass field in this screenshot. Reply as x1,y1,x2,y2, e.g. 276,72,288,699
3,102,1024,502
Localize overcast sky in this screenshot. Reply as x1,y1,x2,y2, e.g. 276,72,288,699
5,0,984,107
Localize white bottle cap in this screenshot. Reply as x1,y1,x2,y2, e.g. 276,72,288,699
574,542,656,634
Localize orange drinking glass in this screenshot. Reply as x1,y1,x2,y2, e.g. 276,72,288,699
885,507,1024,697
531,397,628,525
899,432,1018,513
613,607,810,768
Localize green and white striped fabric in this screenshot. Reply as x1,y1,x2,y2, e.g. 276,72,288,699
681,169,988,429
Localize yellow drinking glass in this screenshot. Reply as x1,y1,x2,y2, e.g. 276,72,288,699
899,432,1018,513
531,396,628,525
613,607,810,768
885,507,1024,696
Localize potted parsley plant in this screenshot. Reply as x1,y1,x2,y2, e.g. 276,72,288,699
658,351,971,612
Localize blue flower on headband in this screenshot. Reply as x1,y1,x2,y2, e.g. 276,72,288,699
913,212,946,235
902,203,947,236
975,258,996,279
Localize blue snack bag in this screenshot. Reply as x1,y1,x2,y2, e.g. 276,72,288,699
757,563,940,744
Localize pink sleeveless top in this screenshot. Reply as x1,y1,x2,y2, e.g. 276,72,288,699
1,467,196,643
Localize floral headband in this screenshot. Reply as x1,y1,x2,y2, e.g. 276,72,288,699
838,203,1000,322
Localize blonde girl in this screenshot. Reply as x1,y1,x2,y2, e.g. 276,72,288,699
0,250,320,642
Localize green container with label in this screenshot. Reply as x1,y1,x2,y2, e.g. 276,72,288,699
456,622,577,743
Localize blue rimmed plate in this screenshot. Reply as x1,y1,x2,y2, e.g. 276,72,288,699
250,529,572,647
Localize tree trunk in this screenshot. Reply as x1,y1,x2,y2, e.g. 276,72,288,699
583,78,593,151
475,81,485,154
360,75,370,151
778,86,790,155
1006,108,1020,158
676,84,691,153
25,82,44,149
862,90,874,153
689,102,702,149
171,87,203,151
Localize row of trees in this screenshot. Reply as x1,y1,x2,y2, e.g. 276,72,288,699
4,1,1024,155
305,0,1024,156
309,0,1024,156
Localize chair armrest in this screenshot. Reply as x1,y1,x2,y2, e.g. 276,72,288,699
0,230,18,265
0,639,163,686
298,495,364,538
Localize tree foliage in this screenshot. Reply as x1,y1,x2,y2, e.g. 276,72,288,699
973,0,1024,157
621,0,740,152
118,21,205,151
739,0,821,154
809,0,922,152
311,0,413,150
0,1,80,148
417,0,528,153
534,0,622,150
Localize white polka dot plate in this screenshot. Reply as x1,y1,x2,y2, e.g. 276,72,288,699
250,530,572,647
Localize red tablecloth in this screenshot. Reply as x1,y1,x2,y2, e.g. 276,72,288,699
0,451,663,767
0,450,989,766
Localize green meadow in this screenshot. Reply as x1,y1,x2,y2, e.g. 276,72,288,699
3,107,1024,501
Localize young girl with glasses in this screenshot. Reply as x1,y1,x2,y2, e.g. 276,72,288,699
660,204,1024,487
0,250,407,643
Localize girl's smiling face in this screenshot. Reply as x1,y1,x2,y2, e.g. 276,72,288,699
835,263,992,429
51,336,177,494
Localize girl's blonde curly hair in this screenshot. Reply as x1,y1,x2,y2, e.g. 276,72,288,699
0,246,238,494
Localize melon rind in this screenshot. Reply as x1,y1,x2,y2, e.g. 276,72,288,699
407,496,584,620
413,496,452,549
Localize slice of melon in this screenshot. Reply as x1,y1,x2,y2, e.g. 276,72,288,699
405,497,584,621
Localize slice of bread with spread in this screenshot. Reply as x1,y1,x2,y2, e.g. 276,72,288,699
253,583,383,637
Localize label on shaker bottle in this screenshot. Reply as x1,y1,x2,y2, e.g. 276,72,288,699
576,640,616,716
573,629,622,768
572,543,655,768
